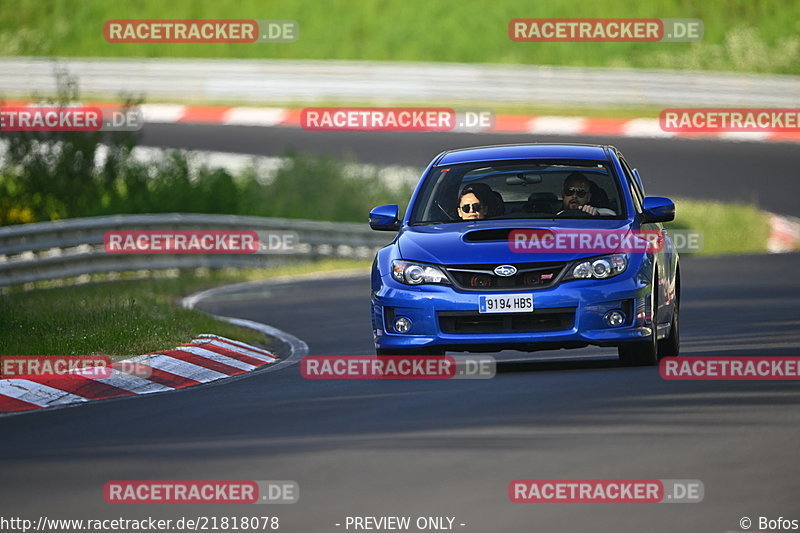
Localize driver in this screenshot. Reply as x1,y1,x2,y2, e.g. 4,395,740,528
558,172,615,216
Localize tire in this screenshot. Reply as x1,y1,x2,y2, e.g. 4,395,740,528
618,335,657,366
657,277,680,358
618,277,658,367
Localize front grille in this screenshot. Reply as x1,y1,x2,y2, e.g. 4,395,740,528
438,308,575,334
444,262,567,291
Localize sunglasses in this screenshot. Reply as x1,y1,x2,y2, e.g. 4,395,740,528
563,187,588,198
459,202,482,213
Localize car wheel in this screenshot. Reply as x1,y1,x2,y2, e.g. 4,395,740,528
657,280,680,358
618,278,658,367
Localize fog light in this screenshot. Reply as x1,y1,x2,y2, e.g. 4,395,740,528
394,317,412,333
604,310,626,327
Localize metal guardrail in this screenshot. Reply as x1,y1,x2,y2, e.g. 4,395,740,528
1,58,799,108
0,214,393,286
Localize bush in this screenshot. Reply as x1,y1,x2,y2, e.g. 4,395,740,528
0,67,143,223
0,71,414,224
236,152,413,222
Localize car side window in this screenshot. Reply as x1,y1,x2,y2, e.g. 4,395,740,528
629,182,642,213
619,156,643,214
619,158,644,198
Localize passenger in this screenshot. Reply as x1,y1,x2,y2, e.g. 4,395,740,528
558,172,615,216
457,184,492,220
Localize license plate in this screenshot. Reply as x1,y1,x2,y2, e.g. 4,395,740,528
478,294,534,313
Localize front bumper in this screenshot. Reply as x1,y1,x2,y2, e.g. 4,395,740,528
372,268,653,352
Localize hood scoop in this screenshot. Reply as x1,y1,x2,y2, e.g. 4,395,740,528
463,228,525,242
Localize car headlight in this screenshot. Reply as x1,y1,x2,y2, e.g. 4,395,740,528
391,260,450,285
564,254,627,281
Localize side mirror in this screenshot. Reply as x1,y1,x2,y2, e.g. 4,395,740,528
642,196,675,223
369,204,400,231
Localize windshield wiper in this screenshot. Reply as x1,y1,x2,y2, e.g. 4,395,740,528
434,201,457,221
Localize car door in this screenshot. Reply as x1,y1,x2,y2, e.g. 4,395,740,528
619,153,677,327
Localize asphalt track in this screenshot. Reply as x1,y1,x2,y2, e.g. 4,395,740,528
1,253,799,532
139,124,800,216
1,129,799,533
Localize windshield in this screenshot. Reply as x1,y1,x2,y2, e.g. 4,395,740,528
409,159,626,225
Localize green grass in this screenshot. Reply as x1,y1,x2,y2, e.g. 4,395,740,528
1,0,798,74
666,198,770,255
0,258,370,356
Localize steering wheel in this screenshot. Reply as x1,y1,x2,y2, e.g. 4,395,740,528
557,208,593,218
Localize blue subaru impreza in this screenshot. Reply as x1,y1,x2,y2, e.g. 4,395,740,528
369,144,679,366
